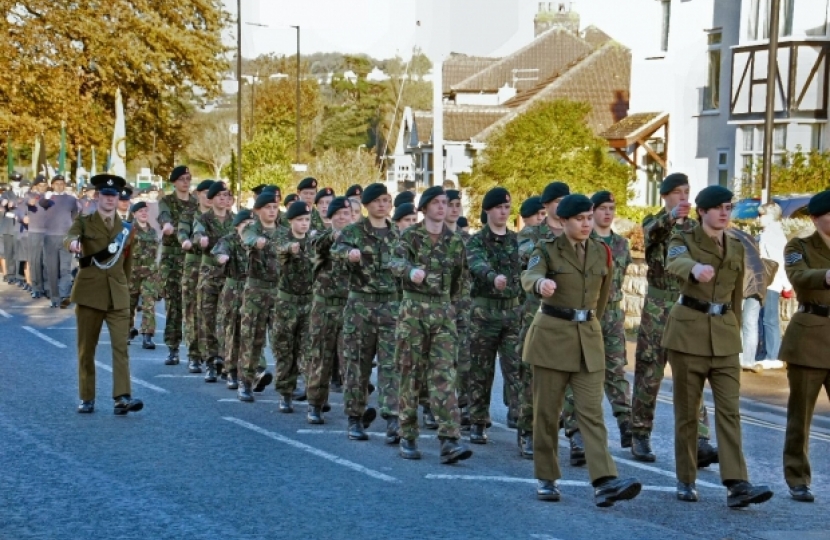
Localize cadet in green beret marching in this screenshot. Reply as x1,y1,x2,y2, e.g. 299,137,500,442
522,194,641,506
663,185,772,507
127,201,159,350
314,187,335,231
780,189,830,503
297,177,326,232
345,184,363,202
393,203,418,229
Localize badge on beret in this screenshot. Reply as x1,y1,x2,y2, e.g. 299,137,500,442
527,255,541,269
107,179,113,186
785,252,803,266
668,246,687,258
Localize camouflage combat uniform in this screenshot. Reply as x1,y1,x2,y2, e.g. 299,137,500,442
632,209,710,438
156,192,198,351
454,228,473,410
466,225,523,428
128,222,159,336
179,205,207,362
332,217,401,420
310,207,326,234
193,209,235,365
272,230,314,396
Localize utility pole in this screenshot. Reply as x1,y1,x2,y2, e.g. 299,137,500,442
251,71,257,137
761,0,781,204
291,25,301,165
235,0,243,200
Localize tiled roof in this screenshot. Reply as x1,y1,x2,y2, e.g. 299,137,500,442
600,112,668,146
413,108,511,144
582,25,614,49
443,53,500,93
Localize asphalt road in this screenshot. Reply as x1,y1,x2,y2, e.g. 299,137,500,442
1,284,829,540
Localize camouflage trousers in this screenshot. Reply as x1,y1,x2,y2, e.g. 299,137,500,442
182,256,202,360
397,299,461,441
633,294,710,438
517,296,539,432
271,294,311,395
342,297,400,419
129,270,157,335
238,284,277,383
160,250,185,349
219,280,244,373
197,269,226,362
306,297,346,407
468,300,522,425
453,296,472,409
561,304,632,435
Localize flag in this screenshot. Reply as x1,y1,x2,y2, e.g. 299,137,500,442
91,147,97,176
35,134,47,178
31,136,40,177
58,122,67,174
75,148,83,188
109,88,127,178
6,134,13,178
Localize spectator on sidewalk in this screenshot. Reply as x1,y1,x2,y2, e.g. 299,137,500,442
758,203,791,370
729,228,765,373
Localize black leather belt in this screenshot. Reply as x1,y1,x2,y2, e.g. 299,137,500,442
540,304,594,322
799,303,830,318
678,295,731,316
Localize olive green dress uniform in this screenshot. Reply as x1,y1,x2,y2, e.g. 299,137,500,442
780,232,830,490
663,227,748,484
65,212,133,401
521,234,616,483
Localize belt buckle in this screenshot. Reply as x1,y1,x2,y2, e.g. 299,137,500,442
574,310,588,322
707,303,723,315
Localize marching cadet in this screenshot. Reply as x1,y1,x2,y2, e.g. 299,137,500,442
306,197,352,424
466,187,523,444
345,184,363,202
349,199,363,223
116,186,133,221
192,181,235,383
237,192,281,401
157,166,198,366
392,203,418,229
14,180,32,291
212,209,255,390
520,196,546,227
394,190,415,210
179,179,214,373
283,193,298,206
127,201,159,350
390,186,473,464
522,194,641,507
297,177,325,232
631,173,716,466
66,174,143,415
314,187,335,230
332,183,400,442
664,185,772,507
1,173,22,284
26,175,49,299
780,190,830,503
39,174,77,308
457,216,470,234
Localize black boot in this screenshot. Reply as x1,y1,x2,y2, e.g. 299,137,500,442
307,405,324,424
789,485,814,503
348,416,368,441
506,407,518,429
536,480,561,501
594,477,642,508
697,438,719,468
292,376,307,401
214,358,225,379
278,394,294,413
422,406,438,430
726,481,774,508
569,431,586,467
253,370,273,392
631,433,656,462
164,349,179,365
362,407,377,429
399,439,421,460
440,438,472,464
676,482,699,502
469,424,487,444
618,419,632,449
142,334,156,350
238,381,254,402
385,417,400,445
518,430,534,460
77,400,95,414
113,395,144,415
128,327,139,343
226,370,239,390
204,363,217,383
187,357,202,374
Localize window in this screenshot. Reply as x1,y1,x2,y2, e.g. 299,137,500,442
747,0,794,41
739,124,788,190
703,31,722,110
660,1,671,52
811,124,824,150
717,151,729,187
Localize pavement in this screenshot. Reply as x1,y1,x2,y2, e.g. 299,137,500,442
1,283,829,540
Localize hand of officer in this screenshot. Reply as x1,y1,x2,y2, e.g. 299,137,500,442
69,240,81,254
538,278,557,297
825,269,830,286
162,223,174,235
217,255,229,265
494,274,507,290
692,263,715,283
410,268,425,284
290,242,300,254
255,237,267,250
199,237,209,248
348,249,361,263
181,240,192,251
672,201,691,220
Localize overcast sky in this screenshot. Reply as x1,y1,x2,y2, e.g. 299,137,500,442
227,0,655,61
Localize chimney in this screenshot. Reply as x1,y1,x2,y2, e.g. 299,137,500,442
534,1,580,37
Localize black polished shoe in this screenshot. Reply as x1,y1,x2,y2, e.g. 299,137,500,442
631,433,656,462
422,406,438,430
469,424,488,444
594,477,642,508
322,402,331,413
129,327,139,341
440,438,472,464
348,416,369,441
142,334,156,349
77,400,95,414
253,370,273,392
226,371,239,390
60,297,71,308
113,396,144,415
164,349,179,365
400,438,421,460
518,430,534,460
726,481,774,508
385,417,400,445
187,358,202,374
278,394,294,413
506,407,518,429
789,485,814,502
697,438,719,468
292,382,307,402
569,431,586,467
237,382,254,402
204,365,217,383
362,407,377,429
307,405,324,424
537,480,561,502
213,357,225,377
676,481,699,502
619,420,633,449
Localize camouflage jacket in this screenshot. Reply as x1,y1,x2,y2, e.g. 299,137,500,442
312,228,350,299
390,222,468,301
241,219,284,282
643,208,697,293
311,207,326,233
129,222,159,276
156,193,198,248
212,231,249,282
331,218,398,295
277,230,314,295
194,209,235,279
467,225,523,299
591,230,632,303
178,205,210,259
518,221,562,264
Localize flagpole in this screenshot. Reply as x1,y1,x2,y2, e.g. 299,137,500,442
59,121,67,175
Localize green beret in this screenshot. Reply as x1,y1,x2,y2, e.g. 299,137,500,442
207,181,228,199
345,184,363,198
170,165,189,182
393,203,416,222
327,196,351,219
446,189,461,201
480,210,488,224
362,183,388,205
130,201,147,213
457,216,469,228
252,184,267,195
287,200,312,220
540,181,570,204
694,185,733,210
297,177,318,191
254,192,277,209
262,185,281,195
417,186,445,211
556,194,593,219
482,187,511,210
520,196,544,218
284,193,298,205
315,187,335,204
660,173,689,195
195,180,214,192
394,190,416,207
590,190,616,207
808,190,830,217
233,209,253,226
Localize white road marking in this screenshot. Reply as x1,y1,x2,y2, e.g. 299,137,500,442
0,309,11,318
424,474,688,492
47,327,108,332
22,326,67,348
155,374,204,378
296,429,435,439
94,361,169,393
218,398,281,403
223,416,399,483
610,456,721,488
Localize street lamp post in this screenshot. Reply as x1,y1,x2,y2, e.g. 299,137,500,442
761,0,781,204
235,0,242,200
291,25,301,166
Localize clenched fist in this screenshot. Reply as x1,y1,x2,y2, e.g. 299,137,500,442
410,269,425,284
199,237,209,248
217,255,229,265
692,263,715,283
181,240,192,251
348,249,361,263
494,274,508,290
290,242,300,254
255,237,267,250
538,279,557,297
162,223,174,236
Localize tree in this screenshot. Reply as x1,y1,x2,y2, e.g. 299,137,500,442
235,128,294,192
463,99,632,219
306,148,380,195
185,111,235,179
740,148,830,198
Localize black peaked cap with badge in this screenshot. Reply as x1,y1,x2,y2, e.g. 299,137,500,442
118,185,133,201
91,174,126,196
417,186,445,211
287,200,312,220
556,194,593,219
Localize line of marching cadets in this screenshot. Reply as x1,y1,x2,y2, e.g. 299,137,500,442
65,168,830,509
